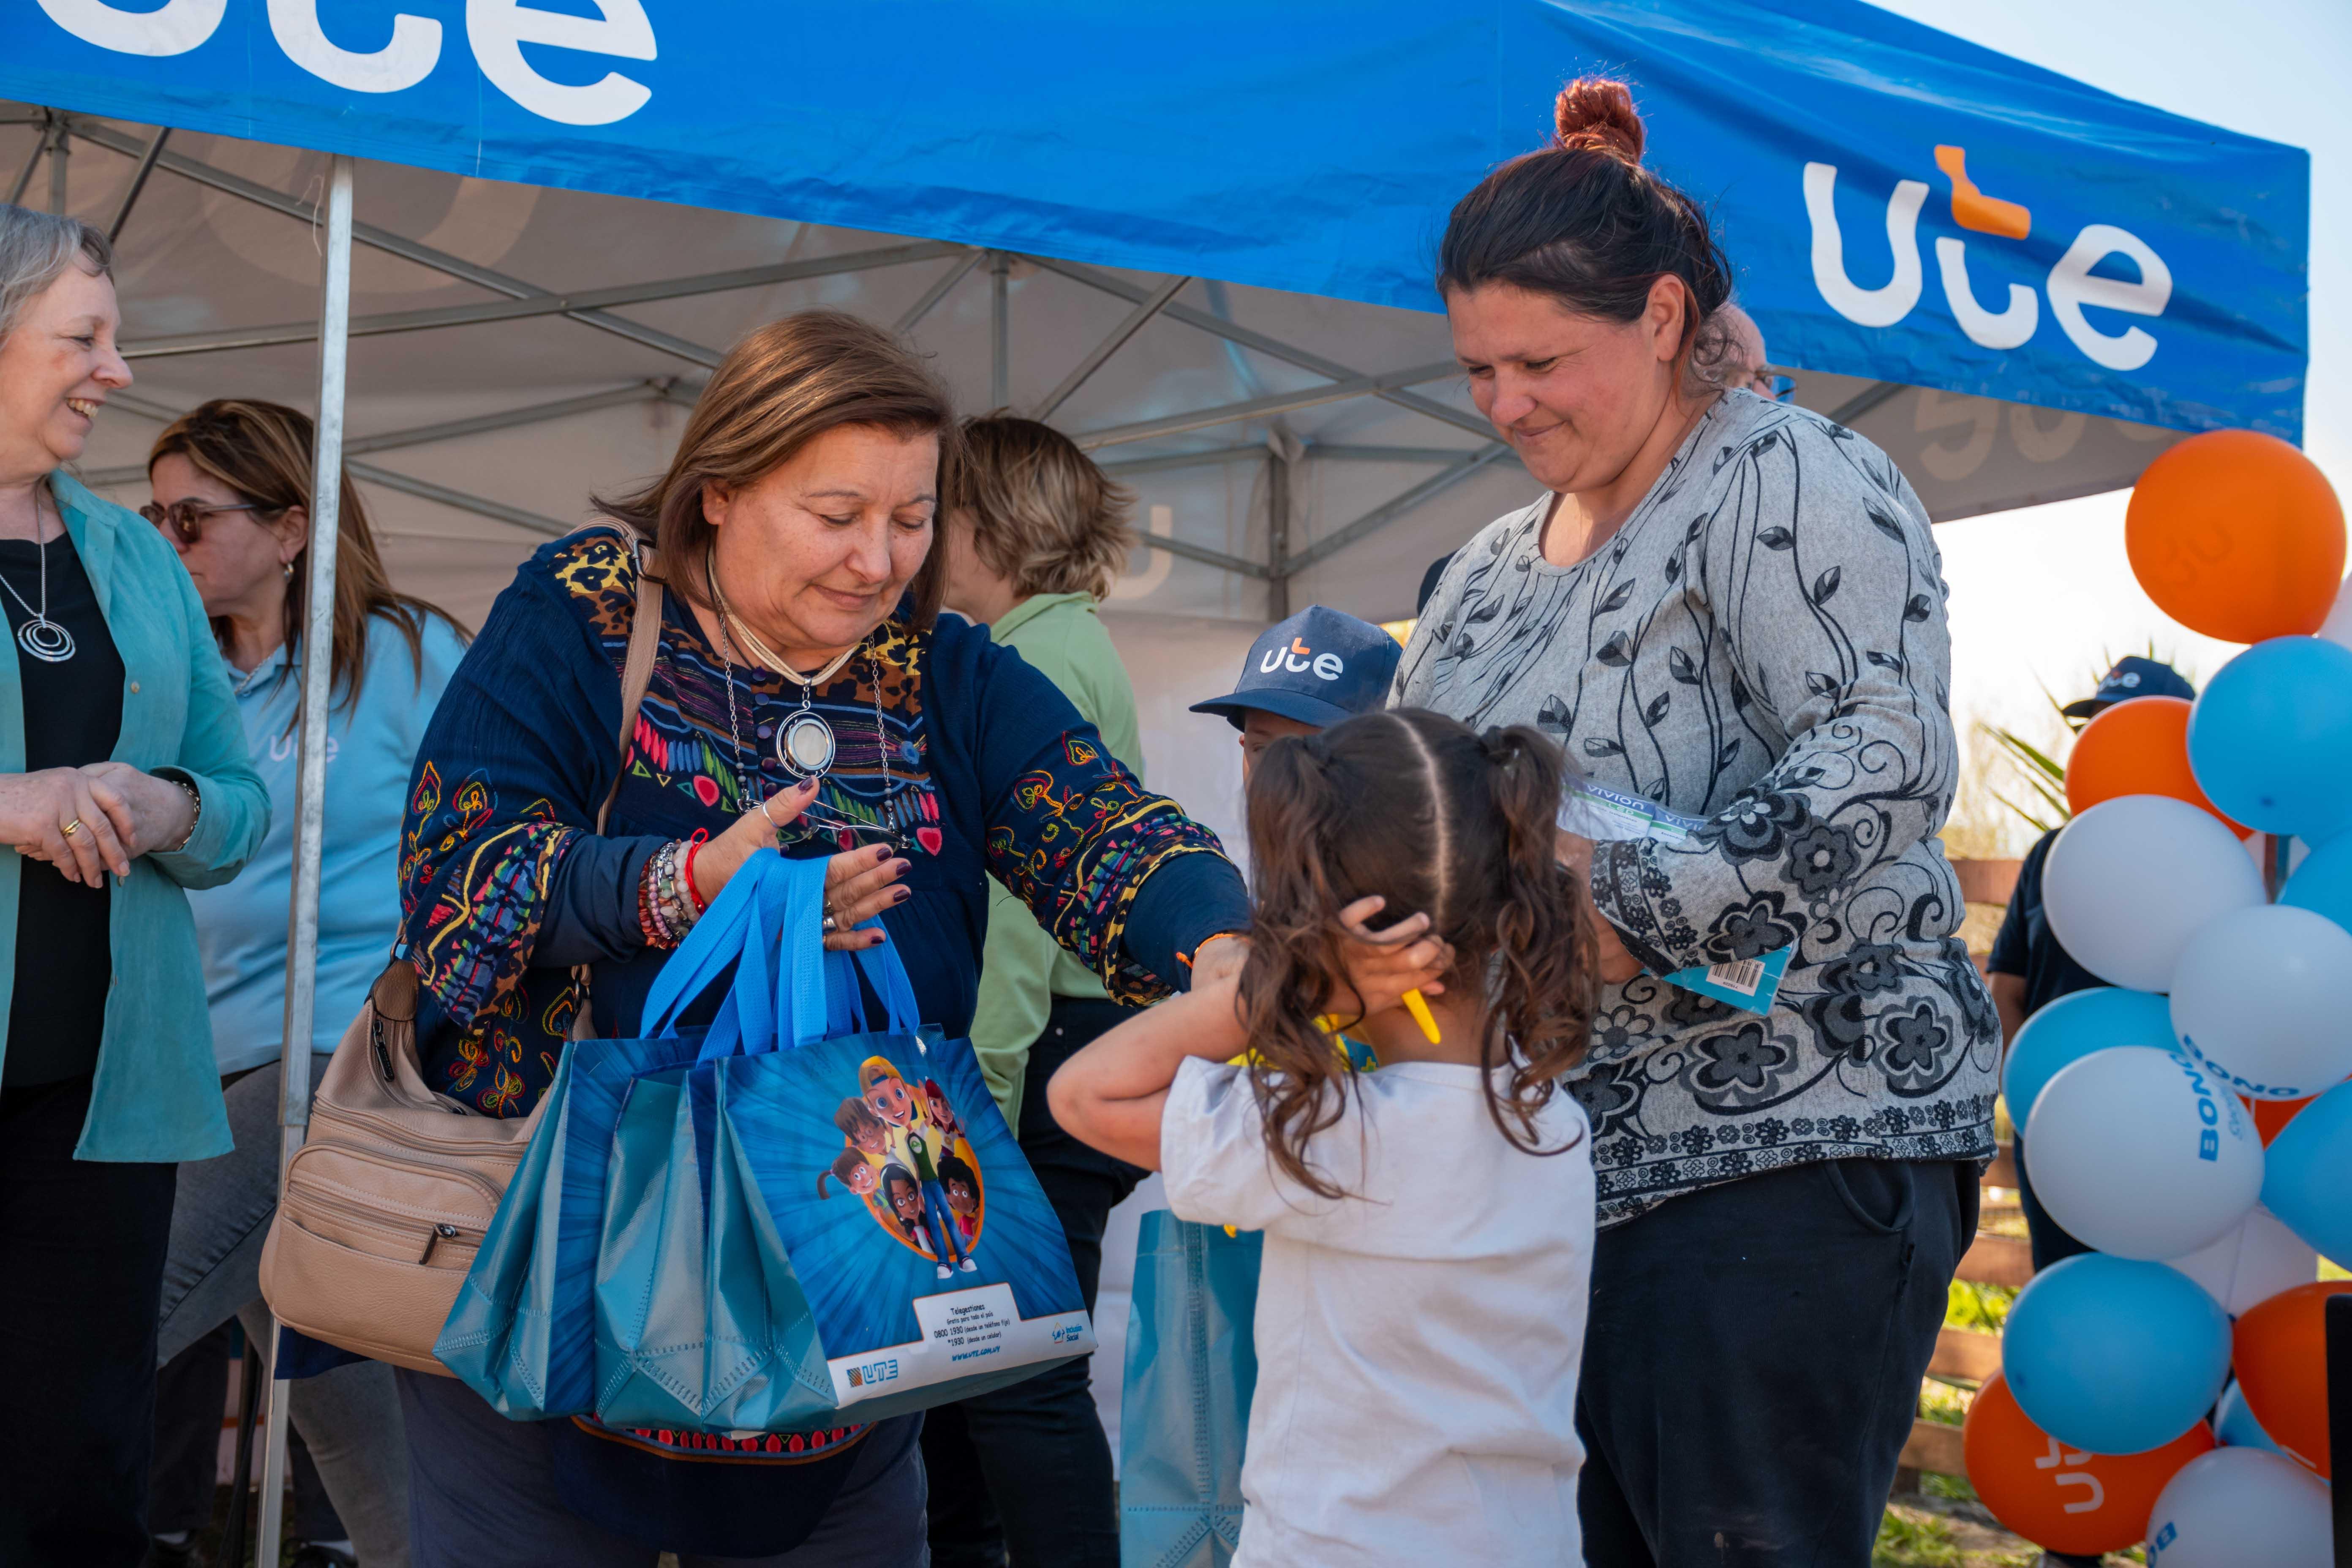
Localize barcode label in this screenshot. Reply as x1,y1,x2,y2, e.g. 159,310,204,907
1707,958,1766,997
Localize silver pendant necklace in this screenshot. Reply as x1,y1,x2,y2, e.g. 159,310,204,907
0,495,76,664
708,552,899,845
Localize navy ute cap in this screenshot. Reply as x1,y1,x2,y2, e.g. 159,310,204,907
1189,605,1400,730
2060,656,2197,719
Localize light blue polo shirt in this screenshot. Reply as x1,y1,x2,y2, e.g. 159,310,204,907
188,611,465,1074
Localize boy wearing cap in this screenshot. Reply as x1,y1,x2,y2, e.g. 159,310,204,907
1985,657,2193,1568
1189,604,1402,783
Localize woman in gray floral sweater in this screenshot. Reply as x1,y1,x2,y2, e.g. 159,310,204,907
1396,77,1998,1566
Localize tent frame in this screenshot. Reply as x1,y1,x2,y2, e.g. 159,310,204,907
25,110,1529,605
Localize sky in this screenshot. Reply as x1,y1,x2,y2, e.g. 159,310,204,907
1863,0,2352,851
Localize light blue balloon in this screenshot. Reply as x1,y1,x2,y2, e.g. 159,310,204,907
2002,987,2178,1135
2260,1076,2352,1265
2187,637,2352,840
2003,1253,2232,1456
2281,832,2352,933
2214,1380,2282,1454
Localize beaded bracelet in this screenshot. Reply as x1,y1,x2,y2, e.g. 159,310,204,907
636,839,702,950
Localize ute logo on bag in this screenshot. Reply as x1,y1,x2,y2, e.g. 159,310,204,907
845,1358,899,1389
1804,145,2171,370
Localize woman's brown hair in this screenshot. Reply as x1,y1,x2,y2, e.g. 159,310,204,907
147,399,463,714
1238,709,1595,1198
1438,76,1734,383
944,414,1135,601
598,311,961,628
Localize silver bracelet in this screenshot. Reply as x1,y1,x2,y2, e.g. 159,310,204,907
165,776,201,852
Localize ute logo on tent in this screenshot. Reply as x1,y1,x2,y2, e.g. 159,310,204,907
33,0,658,126
1804,145,2172,372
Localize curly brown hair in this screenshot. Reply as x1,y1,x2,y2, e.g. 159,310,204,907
1238,709,1595,1199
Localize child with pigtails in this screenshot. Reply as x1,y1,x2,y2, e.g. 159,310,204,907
1050,708,1599,1568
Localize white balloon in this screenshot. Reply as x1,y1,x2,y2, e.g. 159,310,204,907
2044,797,2265,992
2164,1205,2320,1316
2170,904,2352,1098
2028,1046,2264,1261
2147,1447,2330,1568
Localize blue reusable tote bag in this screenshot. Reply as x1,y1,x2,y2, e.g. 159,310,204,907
591,852,830,1429
435,852,802,1418
1118,1211,1263,1568
700,917,1097,1432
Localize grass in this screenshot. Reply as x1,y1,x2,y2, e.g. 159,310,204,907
1946,1279,2016,1334
1875,1508,1968,1567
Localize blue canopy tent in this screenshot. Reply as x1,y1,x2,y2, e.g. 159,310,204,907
0,0,2308,1546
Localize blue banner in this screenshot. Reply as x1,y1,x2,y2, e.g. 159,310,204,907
5,0,2307,438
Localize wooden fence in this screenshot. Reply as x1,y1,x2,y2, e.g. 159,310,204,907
1898,1140,2024,1482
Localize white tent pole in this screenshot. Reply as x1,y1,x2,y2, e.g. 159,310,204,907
989,251,1010,407
256,150,354,1568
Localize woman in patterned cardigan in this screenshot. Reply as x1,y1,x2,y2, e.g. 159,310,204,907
1397,79,1998,1565
393,312,1247,1567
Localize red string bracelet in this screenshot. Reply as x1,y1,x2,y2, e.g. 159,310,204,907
682,830,710,913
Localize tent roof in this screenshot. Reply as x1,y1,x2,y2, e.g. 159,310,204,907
9,0,2308,438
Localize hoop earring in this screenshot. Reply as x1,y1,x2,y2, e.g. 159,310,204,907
283,561,297,582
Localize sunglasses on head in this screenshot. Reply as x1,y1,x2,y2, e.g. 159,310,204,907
137,498,274,545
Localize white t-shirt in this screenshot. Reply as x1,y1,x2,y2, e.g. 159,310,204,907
1160,1055,1595,1568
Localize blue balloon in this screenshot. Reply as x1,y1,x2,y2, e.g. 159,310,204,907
2260,1077,2352,1265
2214,1380,2282,1454
2281,832,2352,932
2187,637,2352,840
2003,1253,2232,1455
2002,987,2178,1135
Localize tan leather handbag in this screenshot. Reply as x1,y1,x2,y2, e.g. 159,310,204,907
259,532,664,1375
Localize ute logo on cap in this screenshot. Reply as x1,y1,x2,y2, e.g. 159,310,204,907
1258,639,1346,681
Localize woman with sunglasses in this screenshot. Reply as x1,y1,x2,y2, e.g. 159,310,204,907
0,207,269,1567
140,397,465,1568
388,310,1247,1567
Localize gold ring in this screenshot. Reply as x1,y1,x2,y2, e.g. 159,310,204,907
61,819,82,838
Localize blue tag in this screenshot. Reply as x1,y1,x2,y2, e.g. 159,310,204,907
1661,945,1791,1015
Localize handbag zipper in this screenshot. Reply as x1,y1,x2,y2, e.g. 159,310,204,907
285,1138,507,1217
284,1184,479,1267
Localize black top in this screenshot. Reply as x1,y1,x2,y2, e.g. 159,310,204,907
1986,828,2106,1018
0,532,126,1088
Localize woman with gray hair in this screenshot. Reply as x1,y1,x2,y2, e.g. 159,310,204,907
0,204,269,1566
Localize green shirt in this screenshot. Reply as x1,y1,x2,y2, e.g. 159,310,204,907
968,593,1144,1127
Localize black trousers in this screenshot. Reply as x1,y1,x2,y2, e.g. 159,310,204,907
923,997,1145,1568
1576,1157,1978,1568
0,1075,179,1568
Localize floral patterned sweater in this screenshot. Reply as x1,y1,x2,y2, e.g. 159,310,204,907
1396,391,1998,1226
399,529,1248,1117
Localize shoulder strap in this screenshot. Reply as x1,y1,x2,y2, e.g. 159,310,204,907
557,523,665,834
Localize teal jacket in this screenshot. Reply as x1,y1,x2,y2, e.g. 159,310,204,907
2,473,270,1161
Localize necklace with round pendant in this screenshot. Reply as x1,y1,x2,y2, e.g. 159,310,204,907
778,705,836,779
0,502,75,664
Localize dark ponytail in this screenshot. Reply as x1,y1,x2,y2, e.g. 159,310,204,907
1437,76,1733,375
1237,711,1593,1199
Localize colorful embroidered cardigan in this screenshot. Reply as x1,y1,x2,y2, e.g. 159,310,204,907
399,531,1248,1116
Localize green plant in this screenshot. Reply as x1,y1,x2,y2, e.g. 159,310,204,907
1875,1508,1966,1567
1947,1279,2017,1334
1983,721,2070,833
1922,1472,1978,1504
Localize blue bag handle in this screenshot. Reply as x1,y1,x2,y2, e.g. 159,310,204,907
640,848,780,1037
819,926,922,1040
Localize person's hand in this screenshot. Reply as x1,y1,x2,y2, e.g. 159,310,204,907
1329,895,1454,1020
1557,829,1644,985
79,762,195,859
688,779,909,952
0,767,133,885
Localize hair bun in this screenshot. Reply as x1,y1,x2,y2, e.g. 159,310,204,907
1554,76,1644,164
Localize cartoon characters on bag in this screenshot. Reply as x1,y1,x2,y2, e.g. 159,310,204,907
817,1056,985,1278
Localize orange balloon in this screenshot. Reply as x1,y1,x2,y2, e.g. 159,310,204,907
1963,1372,2214,1555
2232,1279,2352,1477
2126,430,2346,643
2064,697,2250,836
